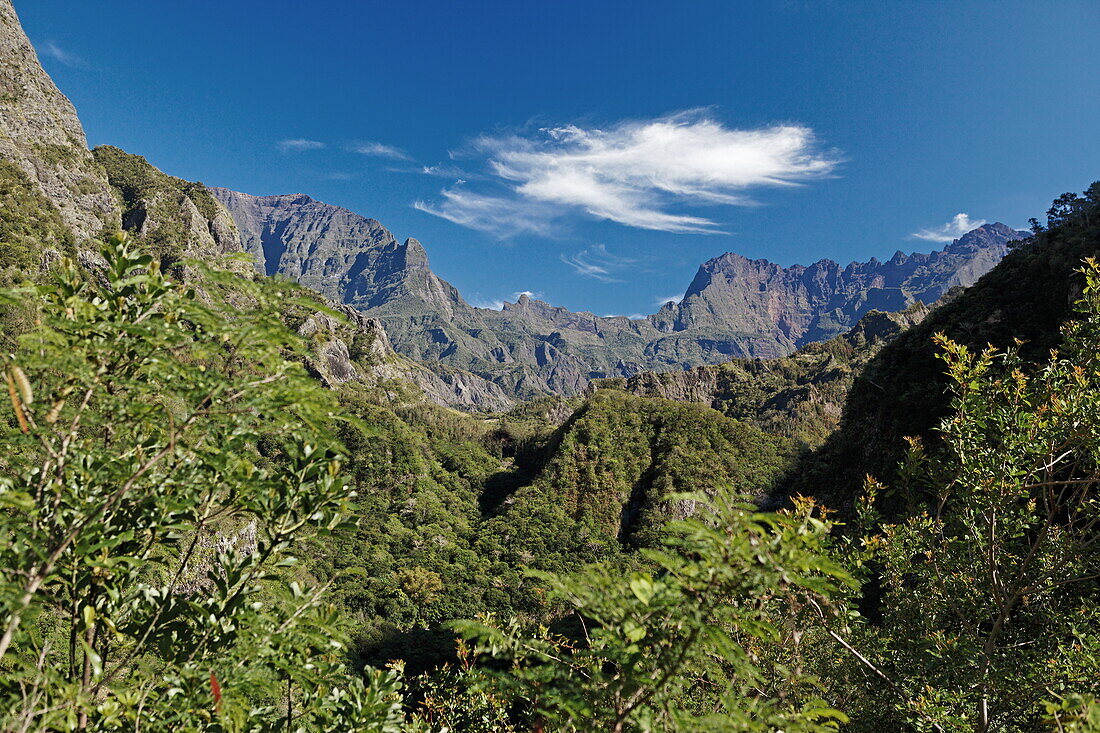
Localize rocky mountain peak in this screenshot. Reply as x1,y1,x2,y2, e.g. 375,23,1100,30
402,237,430,269
943,222,1028,254
650,223,1025,358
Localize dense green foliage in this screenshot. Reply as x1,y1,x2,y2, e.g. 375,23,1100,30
0,236,406,730
823,257,1100,731
457,490,851,732
489,391,794,557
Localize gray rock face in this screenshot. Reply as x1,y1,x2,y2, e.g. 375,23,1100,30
0,0,119,241
212,183,1023,400
210,188,441,306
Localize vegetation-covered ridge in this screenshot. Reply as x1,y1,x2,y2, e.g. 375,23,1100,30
93,145,242,265
591,301,932,447
786,183,1100,516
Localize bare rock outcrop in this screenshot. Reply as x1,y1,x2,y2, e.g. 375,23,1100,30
297,304,514,413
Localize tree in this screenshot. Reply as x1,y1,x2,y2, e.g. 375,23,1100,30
849,259,1100,732
1048,192,1087,227
0,235,406,731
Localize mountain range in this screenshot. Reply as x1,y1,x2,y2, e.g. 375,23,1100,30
211,187,1025,399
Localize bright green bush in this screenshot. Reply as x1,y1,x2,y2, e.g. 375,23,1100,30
0,234,406,731
843,259,1100,732
454,489,852,732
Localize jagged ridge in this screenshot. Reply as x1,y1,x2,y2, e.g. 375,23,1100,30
211,187,1023,400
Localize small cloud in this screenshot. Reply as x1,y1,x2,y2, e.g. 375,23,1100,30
39,41,86,68
560,244,634,283
628,313,646,320
911,213,986,242
654,293,684,307
469,291,544,309
278,139,325,152
421,164,469,178
320,172,354,181
352,141,410,160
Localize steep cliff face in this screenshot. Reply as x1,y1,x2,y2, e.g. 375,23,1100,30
209,188,464,311
0,0,118,243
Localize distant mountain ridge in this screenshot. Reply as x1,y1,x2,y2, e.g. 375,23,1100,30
653,222,1022,352
211,187,1025,399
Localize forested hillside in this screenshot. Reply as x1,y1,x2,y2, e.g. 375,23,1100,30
592,302,931,446
785,189,1100,516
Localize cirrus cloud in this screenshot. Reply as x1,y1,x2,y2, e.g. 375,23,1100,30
351,141,410,160
416,110,840,236
277,138,325,152
39,41,87,68
414,186,556,238
911,213,986,242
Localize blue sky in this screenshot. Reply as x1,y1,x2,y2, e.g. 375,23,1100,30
19,0,1100,317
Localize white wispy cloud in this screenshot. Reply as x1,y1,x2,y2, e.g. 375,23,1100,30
560,244,634,283
654,294,684,307
421,164,469,178
352,141,410,160
277,139,325,152
413,186,555,238
39,41,86,68
416,110,839,236
911,213,986,242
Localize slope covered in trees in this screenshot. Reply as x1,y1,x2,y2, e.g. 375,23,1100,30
786,185,1100,515
592,302,931,446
